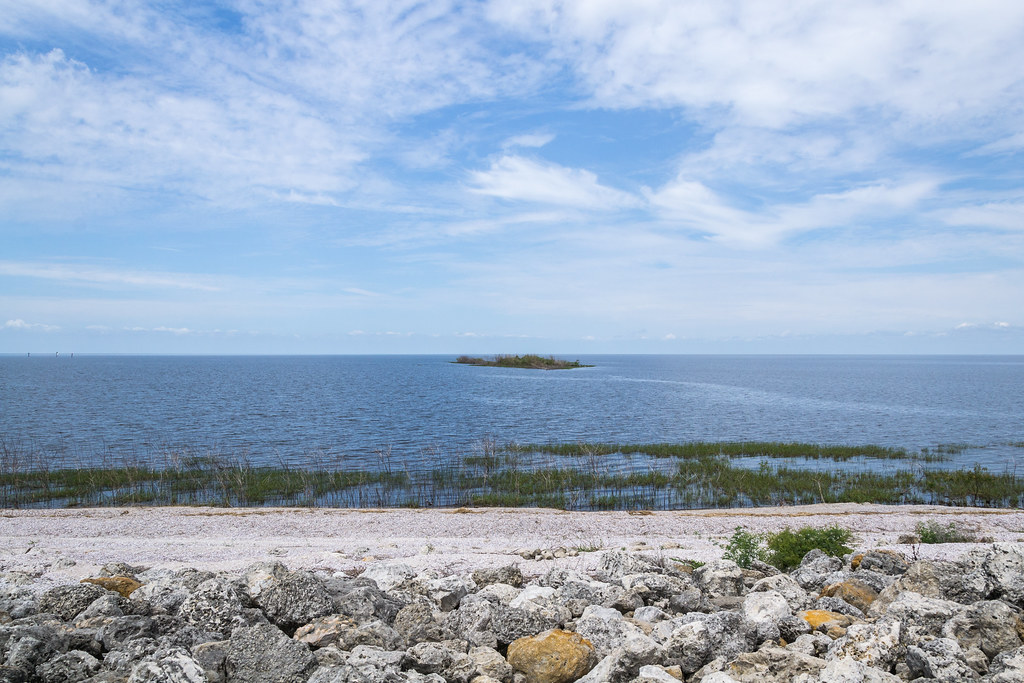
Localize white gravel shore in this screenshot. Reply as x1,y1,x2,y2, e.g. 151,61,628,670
2,503,1023,591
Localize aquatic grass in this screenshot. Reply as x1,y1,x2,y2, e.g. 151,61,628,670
505,441,930,461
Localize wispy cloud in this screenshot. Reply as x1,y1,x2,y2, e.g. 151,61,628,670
4,319,59,332
0,261,222,291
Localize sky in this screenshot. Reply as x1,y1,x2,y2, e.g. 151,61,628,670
1,0,1023,355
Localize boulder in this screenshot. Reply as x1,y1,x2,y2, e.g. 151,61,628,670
490,604,569,647
472,567,523,589
749,574,812,612
223,624,317,683
469,645,514,683
38,584,110,621
790,550,843,593
850,550,908,576
506,629,595,683
717,645,826,682
826,620,901,670
905,637,977,681
819,579,877,614
81,577,143,599
126,646,208,683
573,605,650,657
249,570,336,631
178,579,245,636
362,563,417,592
694,561,745,599
405,641,476,682
940,599,1024,660
36,649,101,683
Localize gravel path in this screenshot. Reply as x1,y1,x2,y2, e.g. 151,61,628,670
2,503,1023,591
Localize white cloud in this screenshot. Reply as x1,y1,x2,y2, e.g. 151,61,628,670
468,155,641,209
646,176,937,246
941,202,1024,231
0,261,222,291
3,318,59,331
503,133,555,149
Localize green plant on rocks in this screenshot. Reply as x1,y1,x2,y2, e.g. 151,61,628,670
766,524,853,570
915,519,979,543
723,527,769,568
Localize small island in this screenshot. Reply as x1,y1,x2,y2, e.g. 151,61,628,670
454,354,592,370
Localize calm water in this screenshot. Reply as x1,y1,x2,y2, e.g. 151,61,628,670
1,355,1022,472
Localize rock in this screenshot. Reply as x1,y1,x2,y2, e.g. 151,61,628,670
741,591,791,627
445,595,498,648
82,577,143,599
469,645,514,683
38,584,110,621
490,604,569,647
598,552,663,580
325,579,402,623
177,579,245,636
394,602,446,645
423,575,473,613
663,612,756,675
979,543,1024,606
819,579,877,614
813,656,901,682
223,624,317,683
796,609,857,633
826,620,901,670
249,570,336,632
875,590,962,639
126,646,208,683
905,637,977,681
621,574,696,603
76,594,127,622
941,599,1024,660
813,596,864,619
506,629,595,683
191,640,228,683
362,563,417,592
405,642,476,682
97,614,158,651
749,574,812,612
573,605,650,657
989,645,1024,682
473,567,523,589
36,650,101,683
850,550,908,576
634,664,681,682
718,645,825,682
790,550,843,593
693,561,745,599
131,579,190,616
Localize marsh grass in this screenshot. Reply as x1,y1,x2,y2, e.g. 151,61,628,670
506,441,939,461
2,437,1023,511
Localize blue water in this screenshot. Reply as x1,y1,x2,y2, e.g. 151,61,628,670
1,355,1022,472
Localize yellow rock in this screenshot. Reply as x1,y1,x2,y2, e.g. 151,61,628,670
81,576,142,598
797,609,856,631
507,629,595,683
820,579,878,613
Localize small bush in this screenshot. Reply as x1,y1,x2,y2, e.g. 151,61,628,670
723,527,768,568
766,525,853,570
915,519,978,543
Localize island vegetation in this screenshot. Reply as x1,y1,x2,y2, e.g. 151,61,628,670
454,354,591,370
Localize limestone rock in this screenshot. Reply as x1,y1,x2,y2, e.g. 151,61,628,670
406,641,476,683
178,579,245,636
826,620,901,670
905,637,977,681
850,550,908,576
819,579,877,614
82,577,143,599
506,629,595,683
126,646,209,683
249,570,336,631
694,561,745,599
36,649,101,683
38,584,110,621
749,574,812,612
940,599,1024,659
223,624,317,683
473,567,523,589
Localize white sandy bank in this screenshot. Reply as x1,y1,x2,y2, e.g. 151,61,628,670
2,503,1023,591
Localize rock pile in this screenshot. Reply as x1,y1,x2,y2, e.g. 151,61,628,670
2,544,1024,682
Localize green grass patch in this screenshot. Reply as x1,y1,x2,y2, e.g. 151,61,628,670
915,519,980,543
506,441,925,461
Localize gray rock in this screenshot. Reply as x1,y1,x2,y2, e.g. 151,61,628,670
790,550,843,593
988,645,1024,682
906,637,977,681
37,650,102,683
39,584,110,622
362,563,417,593
98,615,158,651
405,642,475,683
394,602,446,645
694,561,745,599
469,645,513,683
749,573,812,612
715,645,826,682
980,544,1024,607
489,604,568,647
0,588,38,621
126,646,208,683
223,624,316,683
573,605,650,657
941,599,1024,660
131,579,190,616
854,550,908,576
190,640,227,683
598,552,663,580
177,579,247,637
875,590,962,639
813,656,901,682
444,595,497,648
325,580,403,624
251,570,336,631
813,596,865,619
826,620,902,670
472,567,522,589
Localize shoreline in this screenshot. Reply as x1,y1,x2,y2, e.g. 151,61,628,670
3,503,1023,592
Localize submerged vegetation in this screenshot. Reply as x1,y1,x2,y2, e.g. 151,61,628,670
2,437,1023,510
454,354,591,370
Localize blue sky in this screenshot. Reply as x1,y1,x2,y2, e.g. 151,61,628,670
1,0,1023,354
